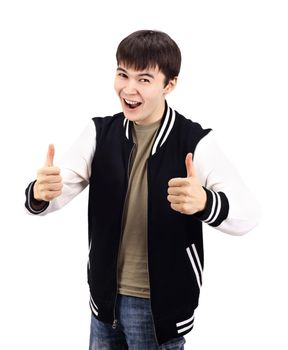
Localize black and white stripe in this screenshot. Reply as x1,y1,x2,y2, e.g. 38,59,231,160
186,244,203,289
151,107,175,155
89,295,99,317
176,313,195,334
122,104,176,156
203,190,221,225
123,117,130,140
200,189,229,227
87,240,92,270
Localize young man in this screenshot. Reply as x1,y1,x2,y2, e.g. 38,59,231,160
25,30,260,349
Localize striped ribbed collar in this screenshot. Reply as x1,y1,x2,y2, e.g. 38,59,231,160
123,101,176,156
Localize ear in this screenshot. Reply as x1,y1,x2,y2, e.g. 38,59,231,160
164,77,178,95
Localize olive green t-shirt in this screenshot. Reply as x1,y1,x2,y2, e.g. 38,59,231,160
117,119,161,298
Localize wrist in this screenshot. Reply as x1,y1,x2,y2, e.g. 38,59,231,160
33,181,42,202
25,181,50,214
198,187,207,213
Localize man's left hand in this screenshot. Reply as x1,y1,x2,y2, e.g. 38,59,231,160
167,153,207,215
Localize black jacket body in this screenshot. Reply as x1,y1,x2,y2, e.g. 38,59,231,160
87,105,215,345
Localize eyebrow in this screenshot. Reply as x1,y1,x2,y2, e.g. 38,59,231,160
116,67,155,79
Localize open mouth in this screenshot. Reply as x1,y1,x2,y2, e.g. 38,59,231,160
123,98,142,109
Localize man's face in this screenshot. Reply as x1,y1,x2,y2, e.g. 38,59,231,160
114,64,176,125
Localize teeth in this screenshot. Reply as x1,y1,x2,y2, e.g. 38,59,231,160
124,99,140,105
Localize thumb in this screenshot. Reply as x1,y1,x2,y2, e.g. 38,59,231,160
185,152,196,178
45,144,55,167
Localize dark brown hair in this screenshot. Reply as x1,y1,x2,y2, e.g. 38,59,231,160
116,30,181,86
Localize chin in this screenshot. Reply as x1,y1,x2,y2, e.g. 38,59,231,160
123,113,141,123
122,106,142,121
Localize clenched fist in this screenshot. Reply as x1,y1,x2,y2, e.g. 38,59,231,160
33,144,63,202
167,153,207,215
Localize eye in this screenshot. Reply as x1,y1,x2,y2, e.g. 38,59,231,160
117,72,128,78
139,78,150,83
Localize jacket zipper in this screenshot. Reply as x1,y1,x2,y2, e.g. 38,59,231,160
112,143,136,329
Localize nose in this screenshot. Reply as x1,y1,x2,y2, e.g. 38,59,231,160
123,79,138,95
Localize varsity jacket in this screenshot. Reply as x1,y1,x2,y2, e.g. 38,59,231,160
25,103,260,345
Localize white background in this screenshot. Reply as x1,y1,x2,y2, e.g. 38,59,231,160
0,0,287,349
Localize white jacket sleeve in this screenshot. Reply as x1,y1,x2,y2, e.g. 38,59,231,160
25,120,96,215
193,131,260,235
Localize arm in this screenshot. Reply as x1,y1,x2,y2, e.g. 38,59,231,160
25,120,96,215
193,132,260,235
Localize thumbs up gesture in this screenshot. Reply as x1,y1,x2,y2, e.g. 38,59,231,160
33,144,63,202
167,153,207,215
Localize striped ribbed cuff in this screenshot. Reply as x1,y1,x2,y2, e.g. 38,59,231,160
196,188,229,227
25,181,49,214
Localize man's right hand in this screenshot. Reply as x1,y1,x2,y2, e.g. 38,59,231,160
33,144,63,202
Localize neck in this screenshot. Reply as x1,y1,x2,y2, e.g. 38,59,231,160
135,100,166,126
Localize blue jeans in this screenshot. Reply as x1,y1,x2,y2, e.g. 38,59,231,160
89,294,186,350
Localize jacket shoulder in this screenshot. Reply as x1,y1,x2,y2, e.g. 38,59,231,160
175,111,212,143
92,112,124,128
92,112,124,143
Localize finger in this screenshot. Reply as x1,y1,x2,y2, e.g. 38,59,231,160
41,190,62,202
168,177,190,187
46,175,62,184
38,182,63,192
185,153,197,178
167,194,184,204
170,202,187,214
37,167,61,176
37,175,62,185
167,186,187,196
45,144,55,167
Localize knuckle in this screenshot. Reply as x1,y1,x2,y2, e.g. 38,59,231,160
54,166,61,174
181,204,188,213
43,194,50,201
183,179,190,186
37,168,45,175
185,192,192,201
36,176,43,184
45,192,55,201
179,194,184,201
38,176,48,185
